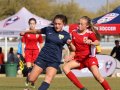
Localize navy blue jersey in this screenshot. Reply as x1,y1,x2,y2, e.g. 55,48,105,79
37,26,71,63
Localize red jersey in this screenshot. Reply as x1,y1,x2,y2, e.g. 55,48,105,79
22,34,43,50
72,30,97,61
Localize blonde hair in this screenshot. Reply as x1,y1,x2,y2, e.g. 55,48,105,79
80,16,101,40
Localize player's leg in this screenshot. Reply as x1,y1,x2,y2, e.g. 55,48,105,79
90,65,111,90
30,49,40,87
27,58,46,88
25,50,33,77
28,64,43,83
38,66,57,90
32,49,39,66
88,57,111,90
25,54,33,86
62,60,87,90
23,64,43,90
25,53,33,86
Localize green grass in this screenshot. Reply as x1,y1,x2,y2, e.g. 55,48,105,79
0,76,119,90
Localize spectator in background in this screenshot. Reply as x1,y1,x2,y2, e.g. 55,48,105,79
17,37,25,63
96,45,101,54
110,40,120,62
0,47,4,65
7,47,15,63
0,47,4,73
17,37,25,75
17,37,23,58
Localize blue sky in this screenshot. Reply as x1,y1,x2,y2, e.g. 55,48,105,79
59,0,115,12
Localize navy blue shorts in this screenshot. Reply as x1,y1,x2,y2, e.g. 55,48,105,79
35,59,60,70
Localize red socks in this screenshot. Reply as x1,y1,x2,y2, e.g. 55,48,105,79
66,71,111,90
101,80,111,90
66,71,84,89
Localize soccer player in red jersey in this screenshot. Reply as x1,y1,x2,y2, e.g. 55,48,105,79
63,16,111,90
22,18,43,87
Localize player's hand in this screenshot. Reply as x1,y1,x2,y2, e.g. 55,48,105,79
64,55,73,63
84,39,92,45
67,39,72,45
17,54,20,58
22,52,25,58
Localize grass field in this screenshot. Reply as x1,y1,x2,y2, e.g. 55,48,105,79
0,75,120,90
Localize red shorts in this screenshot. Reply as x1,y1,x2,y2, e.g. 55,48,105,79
76,57,98,70
25,49,39,63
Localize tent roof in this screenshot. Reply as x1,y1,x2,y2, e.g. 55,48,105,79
93,6,120,24
92,6,120,35
0,7,51,36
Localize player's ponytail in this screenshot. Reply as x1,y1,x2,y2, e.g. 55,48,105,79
80,16,101,41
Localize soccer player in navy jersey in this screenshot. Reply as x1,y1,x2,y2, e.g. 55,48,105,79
63,16,111,90
20,14,75,90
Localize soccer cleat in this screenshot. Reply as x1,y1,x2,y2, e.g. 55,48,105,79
25,81,29,87
80,87,88,90
24,88,30,90
25,78,29,87
31,82,35,88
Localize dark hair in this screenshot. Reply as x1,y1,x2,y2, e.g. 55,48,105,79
0,47,2,53
115,40,119,43
28,18,37,24
80,16,101,40
53,14,68,25
9,47,14,54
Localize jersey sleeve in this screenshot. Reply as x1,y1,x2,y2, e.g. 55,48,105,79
71,38,75,45
41,27,47,34
21,35,25,43
64,33,71,44
38,34,43,43
66,33,71,41
89,32,98,42
67,34,71,40
71,31,75,45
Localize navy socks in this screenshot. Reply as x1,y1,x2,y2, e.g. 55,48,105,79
38,81,50,90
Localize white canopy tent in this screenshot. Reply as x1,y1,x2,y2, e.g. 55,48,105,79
0,7,51,62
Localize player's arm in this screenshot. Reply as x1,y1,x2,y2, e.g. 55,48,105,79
84,32,100,46
27,29,41,34
84,39,100,46
38,34,44,52
64,39,76,62
39,43,43,51
20,29,41,36
21,36,25,58
67,39,76,52
110,47,115,56
90,40,100,46
22,42,25,58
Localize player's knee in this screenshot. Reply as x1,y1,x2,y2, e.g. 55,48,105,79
45,75,53,83
97,76,104,83
28,75,35,82
94,74,104,83
62,64,70,74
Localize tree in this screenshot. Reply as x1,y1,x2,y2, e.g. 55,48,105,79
96,0,120,17
0,0,98,23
